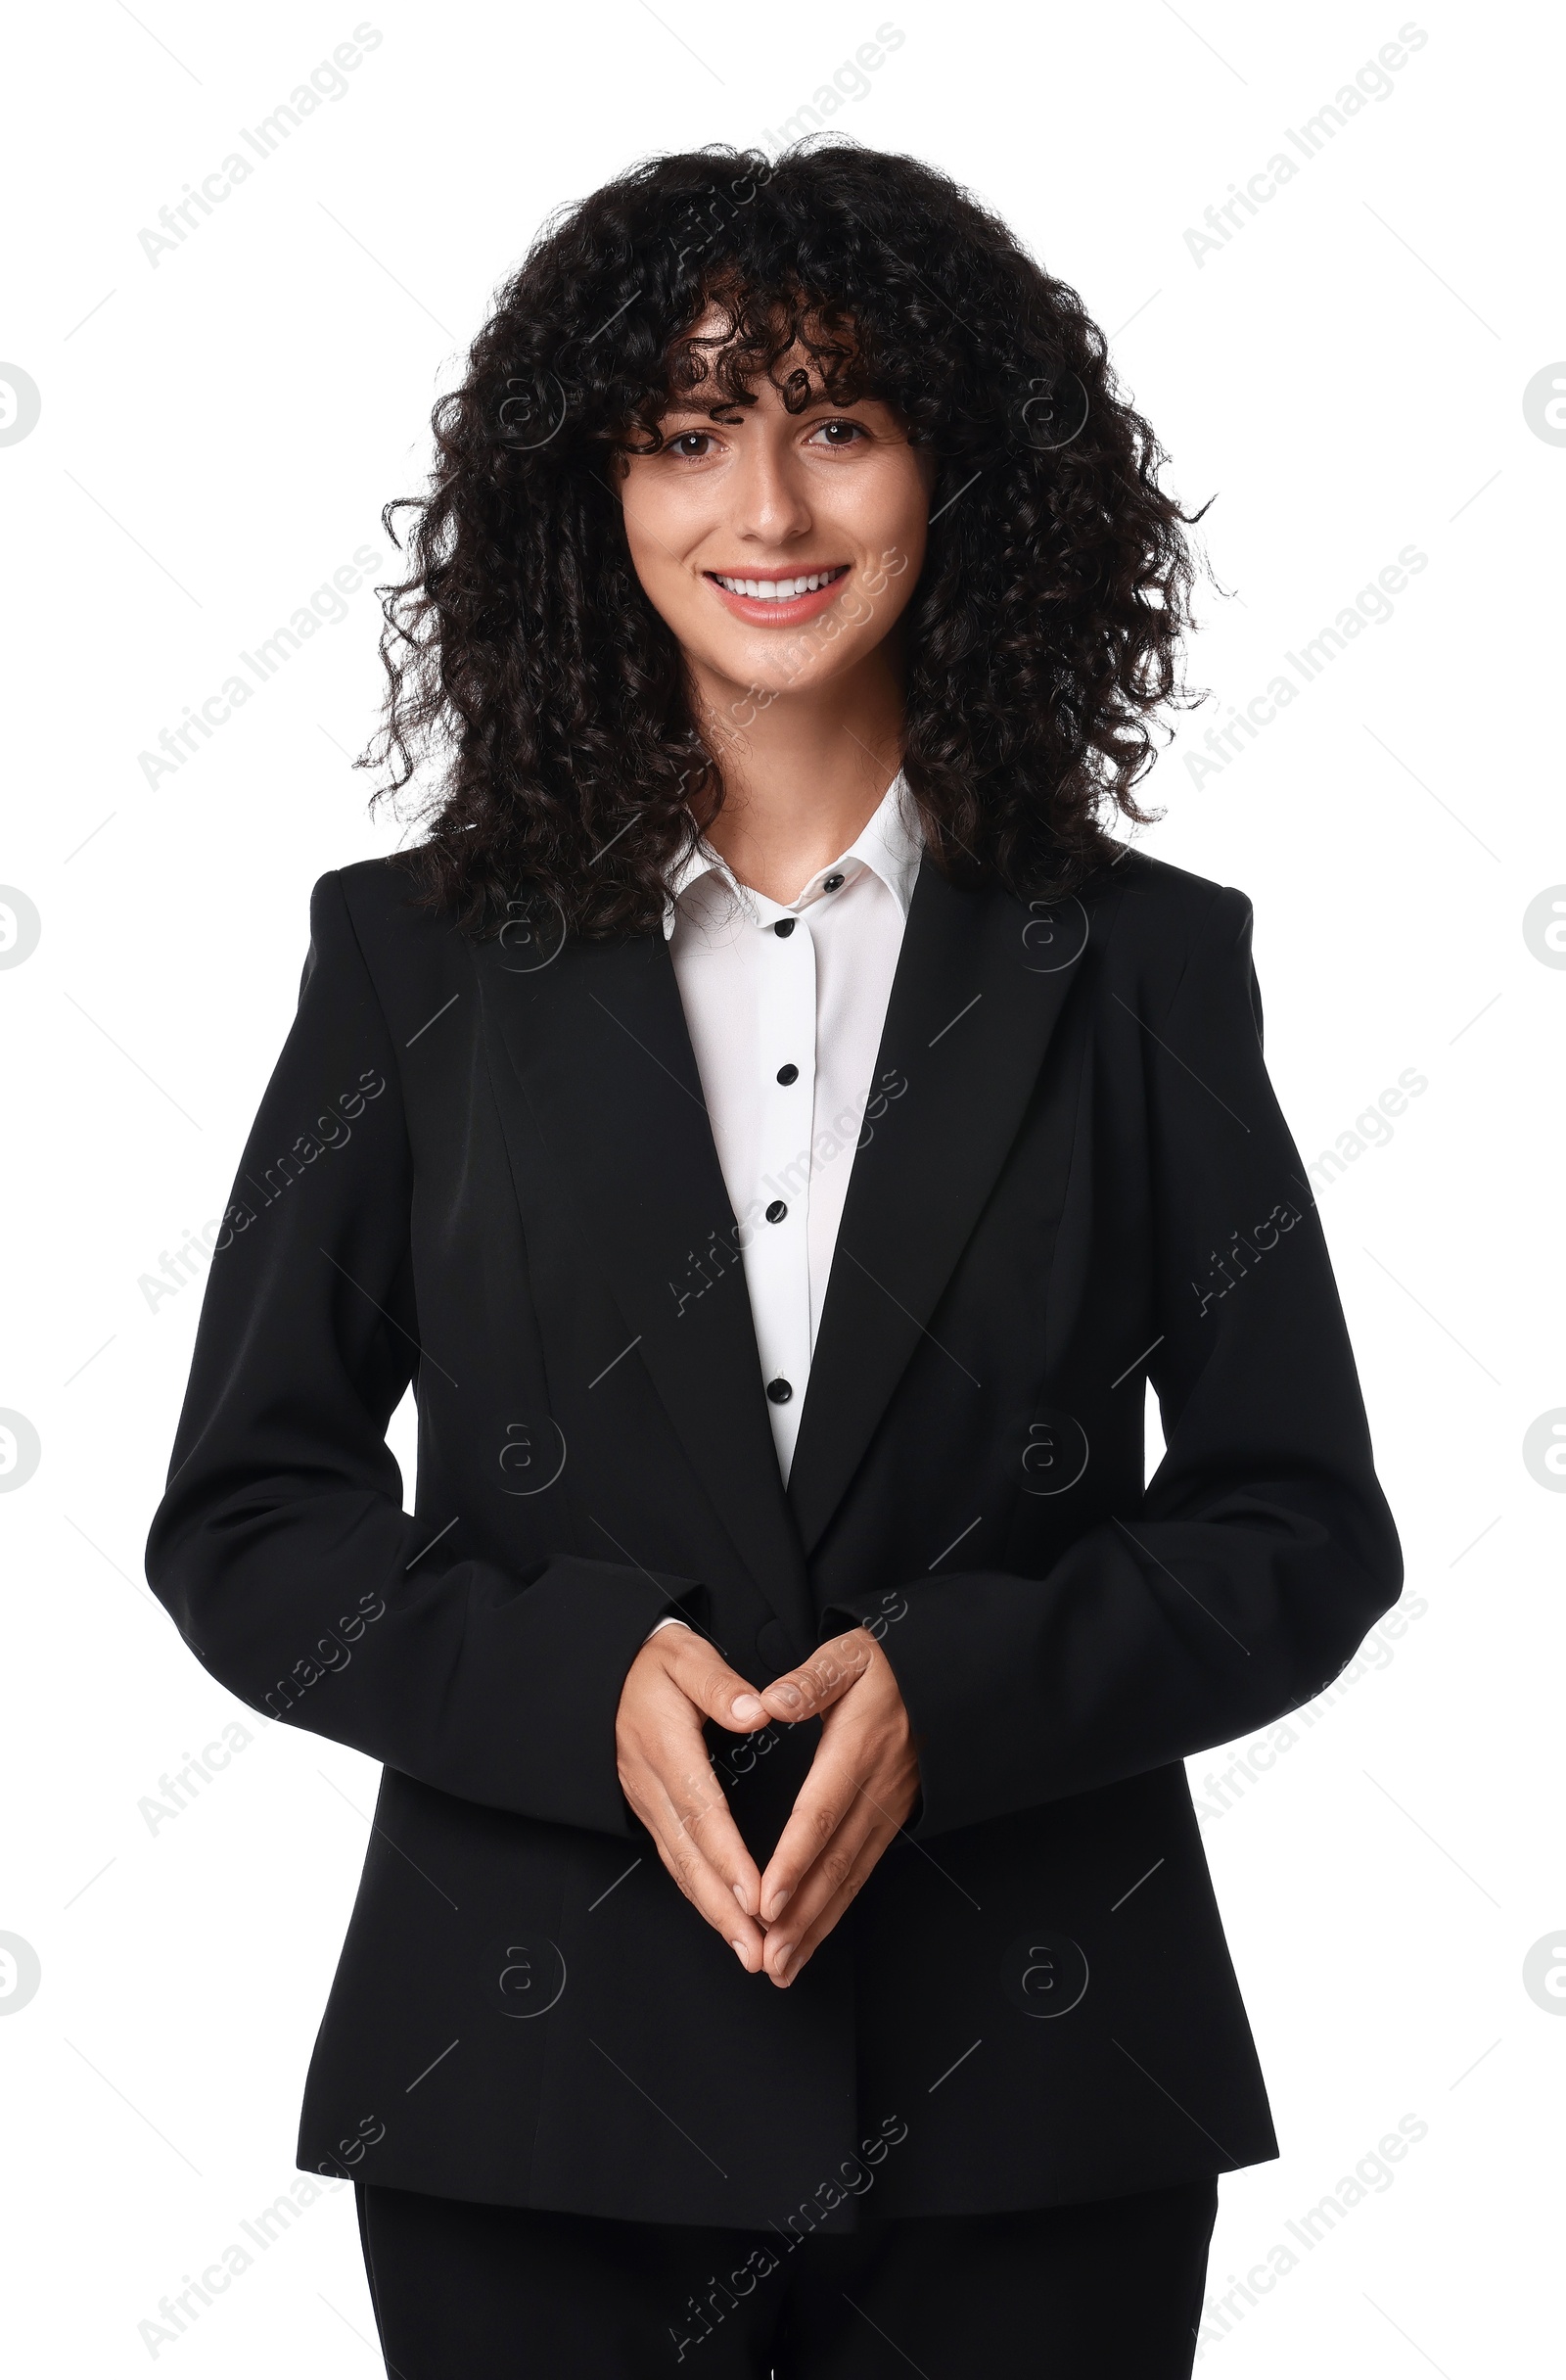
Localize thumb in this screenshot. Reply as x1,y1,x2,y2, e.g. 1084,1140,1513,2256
758,1628,872,1723
659,1627,769,1731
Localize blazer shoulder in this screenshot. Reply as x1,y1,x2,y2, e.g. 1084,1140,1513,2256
309,854,474,1047
322,852,469,968
1097,846,1253,959
328,851,449,936
1100,844,1249,925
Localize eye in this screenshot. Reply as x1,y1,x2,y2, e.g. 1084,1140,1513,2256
666,429,717,459
807,417,870,448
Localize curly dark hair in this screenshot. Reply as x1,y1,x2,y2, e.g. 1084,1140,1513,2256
362,139,1207,940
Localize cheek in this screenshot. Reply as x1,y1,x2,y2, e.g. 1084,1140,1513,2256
618,471,665,574
619,479,693,608
619,456,682,543
870,451,934,575
864,473,930,610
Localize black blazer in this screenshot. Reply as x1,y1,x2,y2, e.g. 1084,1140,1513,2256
145,846,1402,2227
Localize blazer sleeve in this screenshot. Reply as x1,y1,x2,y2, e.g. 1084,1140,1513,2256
143,870,696,1838
821,886,1404,1840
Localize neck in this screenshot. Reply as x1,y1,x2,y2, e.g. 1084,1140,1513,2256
686,644,906,905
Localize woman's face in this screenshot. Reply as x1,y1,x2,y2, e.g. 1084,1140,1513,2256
616,309,937,712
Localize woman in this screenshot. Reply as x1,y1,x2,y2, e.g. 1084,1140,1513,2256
146,142,1402,2377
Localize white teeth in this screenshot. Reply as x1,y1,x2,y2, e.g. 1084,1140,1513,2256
713,570,842,600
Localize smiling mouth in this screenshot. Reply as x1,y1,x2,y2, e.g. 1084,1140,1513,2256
704,565,851,601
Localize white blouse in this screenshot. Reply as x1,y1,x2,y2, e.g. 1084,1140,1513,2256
640,770,922,1651
664,769,923,1485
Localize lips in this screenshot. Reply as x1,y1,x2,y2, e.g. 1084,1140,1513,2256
704,563,852,626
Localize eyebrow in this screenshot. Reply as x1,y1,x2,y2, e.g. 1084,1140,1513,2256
657,393,870,421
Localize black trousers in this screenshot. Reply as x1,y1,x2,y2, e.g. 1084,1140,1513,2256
355,2175,1218,2377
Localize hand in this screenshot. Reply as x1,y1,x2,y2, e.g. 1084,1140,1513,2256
753,1626,920,1988
614,1624,774,1971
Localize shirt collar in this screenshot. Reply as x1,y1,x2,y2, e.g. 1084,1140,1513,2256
663,769,924,939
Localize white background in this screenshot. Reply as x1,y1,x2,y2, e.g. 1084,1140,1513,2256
2,1,1561,2370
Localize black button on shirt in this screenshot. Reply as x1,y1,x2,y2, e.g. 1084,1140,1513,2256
822,872,845,891
773,918,796,938
766,1200,787,1223
766,1377,793,1404
776,1063,799,1085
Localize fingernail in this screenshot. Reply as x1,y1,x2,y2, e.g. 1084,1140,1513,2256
730,1694,764,1723
732,1883,750,1911
773,1946,792,1980
730,1939,750,1967
771,1684,803,1710
765,1888,791,1920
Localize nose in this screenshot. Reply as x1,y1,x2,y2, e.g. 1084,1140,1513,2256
728,426,814,549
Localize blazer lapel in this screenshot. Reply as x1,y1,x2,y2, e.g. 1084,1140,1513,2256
785,860,1110,1559
474,924,815,1655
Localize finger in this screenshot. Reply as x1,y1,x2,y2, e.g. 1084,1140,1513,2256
651,1817,767,1967
647,1819,767,1970
671,1769,766,1923
766,1886,859,1986
623,1675,765,1913
643,1652,770,1919
761,1791,880,1961
756,1628,873,1727
659,1627,770,1732
756,1727,871,1921
764,1804,894,1986
621,1747,767,1964
639,1696,766,1916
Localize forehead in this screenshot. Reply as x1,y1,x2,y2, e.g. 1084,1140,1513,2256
661,292,865,415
